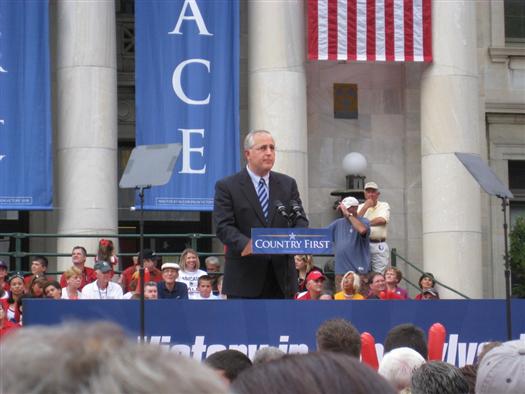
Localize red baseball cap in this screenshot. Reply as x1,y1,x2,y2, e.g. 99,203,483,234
306,271,325,282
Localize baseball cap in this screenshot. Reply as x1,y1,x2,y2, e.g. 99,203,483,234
364,182,379,190
0,260,8,269
423,288,438,297
94,261,112,273
476,340,525,394
161,262,180,271
341,196,359,208
306,271,325,282
139,249,158,260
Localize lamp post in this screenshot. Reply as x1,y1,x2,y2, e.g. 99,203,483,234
331,152,367,206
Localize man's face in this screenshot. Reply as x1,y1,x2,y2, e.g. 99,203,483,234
245,133,275,176
348,205,358,216
96,270,111,286
144,285,158,300
206,262,220,273
364,188,380,203
72,248,86,266
162,268,178,284
306,278,324,296
198,280,213,298
370,274,386,294
31,261,46,275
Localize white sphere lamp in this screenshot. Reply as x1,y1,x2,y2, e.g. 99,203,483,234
342,152,367,175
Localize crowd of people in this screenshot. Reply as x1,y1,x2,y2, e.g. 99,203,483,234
0,236,440,335
1,319,523,394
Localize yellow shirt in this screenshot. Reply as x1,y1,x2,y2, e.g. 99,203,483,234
334,291,365,300
358,200,390,240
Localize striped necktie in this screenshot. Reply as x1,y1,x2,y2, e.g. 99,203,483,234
257,178,269,220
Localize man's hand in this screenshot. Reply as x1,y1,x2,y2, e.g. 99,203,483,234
241,240,253,256
358,198,375,216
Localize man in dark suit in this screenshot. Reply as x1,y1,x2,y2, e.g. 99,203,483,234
213,130,308,299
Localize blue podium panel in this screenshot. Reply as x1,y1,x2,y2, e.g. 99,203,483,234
24,299,525,366
252,228,333,254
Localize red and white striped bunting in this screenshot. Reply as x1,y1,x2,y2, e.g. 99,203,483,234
308,0,432,62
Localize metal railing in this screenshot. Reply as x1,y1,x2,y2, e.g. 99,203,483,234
391,248,470,299
1,232,469,298
0,232,219,272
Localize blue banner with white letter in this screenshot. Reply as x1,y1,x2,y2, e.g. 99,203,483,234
135,0,240,211
25,299,525,367
0,1,52,210
252,228,333,254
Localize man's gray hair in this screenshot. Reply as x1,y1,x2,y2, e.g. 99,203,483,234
244,130,273,150
411,361,469,394
205,256,221,267
252,346,286,365
378,347,426,391
0,322,228,394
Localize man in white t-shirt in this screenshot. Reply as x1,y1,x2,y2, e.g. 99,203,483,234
81,261,123,299
358,182,391,274
192,275,219,300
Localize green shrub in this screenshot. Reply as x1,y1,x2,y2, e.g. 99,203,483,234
510,216,525,298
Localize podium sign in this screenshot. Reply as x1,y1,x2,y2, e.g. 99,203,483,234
251,228,332,255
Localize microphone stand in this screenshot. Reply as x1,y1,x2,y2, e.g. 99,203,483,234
275,201,293,297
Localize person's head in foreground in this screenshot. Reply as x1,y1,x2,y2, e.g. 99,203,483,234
475,339,525,394
0,321,228,394
204,349,252,385
231,352,396,394
316,318,361,358
411,361,469,394
378,347,426,391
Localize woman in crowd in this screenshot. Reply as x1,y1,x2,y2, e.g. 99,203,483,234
295,255,321,293
43,281,62,299
61,266,83,300
177,248,206,299
334,270,364,300
384,267,409,299
29,277,47,298
6,273,24,323
415,272,440,300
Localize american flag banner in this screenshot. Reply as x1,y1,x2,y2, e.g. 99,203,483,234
308,0,432,62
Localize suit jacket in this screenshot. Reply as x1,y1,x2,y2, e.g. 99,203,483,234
213,168,308,298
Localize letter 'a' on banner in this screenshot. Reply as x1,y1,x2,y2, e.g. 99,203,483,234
0,1,52,210
135,0,240,211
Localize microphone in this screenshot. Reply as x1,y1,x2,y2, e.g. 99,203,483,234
275,200,289,219
290,200,305,219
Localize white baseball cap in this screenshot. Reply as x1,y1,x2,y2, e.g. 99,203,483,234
476,340,525,394
161,262,180,271
364,181,379,190
341,196,359,208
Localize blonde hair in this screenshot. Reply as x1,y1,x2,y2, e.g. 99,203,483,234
296,255,315,272
341,271,361,293
179,248,200,271
64,266,82,280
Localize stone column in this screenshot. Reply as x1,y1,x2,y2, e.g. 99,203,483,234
247,0,309,211
420,0,482,298
54,0,118,271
